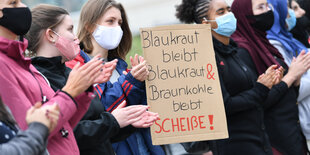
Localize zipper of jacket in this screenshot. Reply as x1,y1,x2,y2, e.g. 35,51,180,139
232,54,253,86
28,69,47,103
29,69,70,138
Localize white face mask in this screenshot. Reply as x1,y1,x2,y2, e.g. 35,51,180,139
92,25,123,50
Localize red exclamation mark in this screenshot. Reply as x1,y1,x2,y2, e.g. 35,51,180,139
208,115,214,130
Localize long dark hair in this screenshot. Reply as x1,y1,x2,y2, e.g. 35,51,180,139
0,97,16,126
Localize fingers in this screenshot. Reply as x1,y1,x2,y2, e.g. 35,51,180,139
130,54,139,67
130,56,134,67
103,64,115,75
265,65,277,74
34,102,42,109
51,102,59,111
131,61,145,73
46,110,59,123
125,106,149,119
132,61,148,81
104,59,117,68
72,62,81,72
26,106,35,116
134,54,139,65
80,55,101,70
84,60,104,78
117,101,127,109
139,56,145,63
92,62,114,83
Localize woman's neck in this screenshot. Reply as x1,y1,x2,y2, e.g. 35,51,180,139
36,43,65,63
0,27,18,41
90,37,108,59
212,30,230,45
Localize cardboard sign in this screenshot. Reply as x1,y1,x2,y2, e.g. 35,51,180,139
140,24,228,145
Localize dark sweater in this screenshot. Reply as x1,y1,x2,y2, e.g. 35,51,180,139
212,38,272,155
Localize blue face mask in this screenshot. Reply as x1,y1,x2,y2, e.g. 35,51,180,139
206,12,237,37
286,9,296,31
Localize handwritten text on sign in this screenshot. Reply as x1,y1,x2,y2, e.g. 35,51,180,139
140,24,228,145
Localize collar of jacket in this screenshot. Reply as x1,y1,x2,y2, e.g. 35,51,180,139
31,56,67,74
115,58,128,73
0,36,30,67
212,37,239,56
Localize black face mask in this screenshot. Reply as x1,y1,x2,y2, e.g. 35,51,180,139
294,16,310,30
248,10,275,32
0,7,32,36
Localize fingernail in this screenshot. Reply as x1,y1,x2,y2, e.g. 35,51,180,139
100,69,103,72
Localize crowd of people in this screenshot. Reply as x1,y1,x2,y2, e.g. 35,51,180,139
0,0,309,154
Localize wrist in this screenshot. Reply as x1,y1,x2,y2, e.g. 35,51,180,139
294,78,301,86
282,74,296,87
62,86,78,98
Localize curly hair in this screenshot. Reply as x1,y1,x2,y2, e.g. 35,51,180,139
175,0,211,24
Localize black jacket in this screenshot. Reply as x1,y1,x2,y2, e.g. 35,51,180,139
212,38,272,155
32,56,135,155
264,59,303,155
240,46,304,155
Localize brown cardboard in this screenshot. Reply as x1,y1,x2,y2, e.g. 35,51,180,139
140,24,228,145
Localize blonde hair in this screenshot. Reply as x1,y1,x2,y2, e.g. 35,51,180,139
78,0,132,60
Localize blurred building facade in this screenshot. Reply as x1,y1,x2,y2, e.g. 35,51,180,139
23,0,234,35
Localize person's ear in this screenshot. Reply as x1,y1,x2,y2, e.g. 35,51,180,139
45,29,57,43
201,17,209,24
86,23,96,34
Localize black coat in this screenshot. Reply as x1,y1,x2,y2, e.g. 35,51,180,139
239,46,304,155
212,38,272,155
264,59,303,155
32,56,135,155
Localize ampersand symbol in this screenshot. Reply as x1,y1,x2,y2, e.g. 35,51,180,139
207,64,215,80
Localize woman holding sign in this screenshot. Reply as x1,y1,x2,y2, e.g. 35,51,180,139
66,0,164,154
176,0,281,154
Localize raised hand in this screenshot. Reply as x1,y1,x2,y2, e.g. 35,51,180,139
257,65,278,89
282,50,310,87
274,66,284,85
111,101,158,128
130,54,139,68
62,55,107,97
129,54,149,82
93,59,117,84
131,111,159,128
